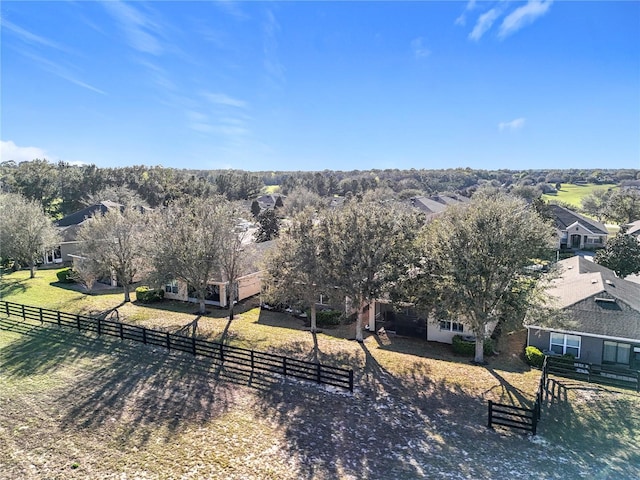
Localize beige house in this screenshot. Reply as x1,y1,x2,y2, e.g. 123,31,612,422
163,240,275,308
549,204,608,250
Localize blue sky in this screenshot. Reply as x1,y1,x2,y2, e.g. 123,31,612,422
1,1,639,171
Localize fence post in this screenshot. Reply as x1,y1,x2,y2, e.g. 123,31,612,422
250,350,255,370
192,337,197,356
39,307,43,324
349,370,354,392
166,332,171,350
57,311,61,327
316,363,322,385
119,323,123,340
5,302,9,317
76,314,81,331
532,410,538,436
142,328,147,344
487,400,493,428
283,357,287,377
97,318,101,336
21,304,25,319
220,344,224,363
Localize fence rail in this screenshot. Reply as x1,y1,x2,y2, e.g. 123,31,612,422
488,356,547,435
487,400,539,435
0,300,354,392
546,356,639,392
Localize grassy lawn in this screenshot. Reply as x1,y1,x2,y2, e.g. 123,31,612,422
262,185,281,194
2,268,639,478
542,183,617,209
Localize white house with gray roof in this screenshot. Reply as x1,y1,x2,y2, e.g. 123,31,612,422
549,204,608,250
526,256,640,370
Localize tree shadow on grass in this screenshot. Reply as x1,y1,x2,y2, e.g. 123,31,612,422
250,339,528,480
0,277,29,297
0,316,269,449
541,377,640,477
482,367,534,409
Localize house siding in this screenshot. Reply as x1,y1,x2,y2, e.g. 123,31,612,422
529,328,607,364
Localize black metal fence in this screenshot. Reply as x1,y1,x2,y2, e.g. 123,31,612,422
546,356,639,392
0,300,354,392
488,357,547,435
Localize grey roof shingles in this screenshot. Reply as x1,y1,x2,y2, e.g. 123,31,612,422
534,256,640,341
548,204,608,235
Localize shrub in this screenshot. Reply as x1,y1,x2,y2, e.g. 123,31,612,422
135,286,165,303
452,335,494,356
312,309,342,327
56,268,75,283
525,346,545,368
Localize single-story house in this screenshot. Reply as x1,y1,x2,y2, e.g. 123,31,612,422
163,240,275,308
370,301,495,344
526,256,640,370
549,204,608,250
43,201,151,265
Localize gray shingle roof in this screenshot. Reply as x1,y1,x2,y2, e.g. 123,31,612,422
549,204,608,235
56,201,123,227
626,219,640,237
535,256,640,340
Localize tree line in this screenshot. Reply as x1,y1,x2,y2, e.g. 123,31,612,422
2,159,638,219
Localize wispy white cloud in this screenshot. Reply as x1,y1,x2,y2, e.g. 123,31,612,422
469,8,501,41
499,0,553,39
498,118,526,132
213,0,248,21
0,18,70,52
410,37,431,59
101,0,163,55
263,9,285,86
19,49,106,95
187,93,251,137
1,140,48,163
455,0,477,27
203,92,248,109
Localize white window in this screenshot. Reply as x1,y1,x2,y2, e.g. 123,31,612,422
439,320,464,333
165,280,179,294
603,341,631,365
550,333,581,357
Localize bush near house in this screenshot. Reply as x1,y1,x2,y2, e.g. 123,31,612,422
452,335,494,356
135,286,164,303
525,346,544,368
315,309,342,327
56,268,76,283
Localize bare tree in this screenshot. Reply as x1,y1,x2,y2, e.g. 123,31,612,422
76,205,149,302
264,208,325,332
217,202,249,320
149,196,242,315
0,192,60,278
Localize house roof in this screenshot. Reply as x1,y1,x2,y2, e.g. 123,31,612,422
625,219,640,237
239,240,276,276
548,204,608,235
56,201,123,227
547,256,640,310
534,256,640,340
407,194,469,216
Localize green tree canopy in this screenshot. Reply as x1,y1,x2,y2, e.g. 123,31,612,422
594,227,640,278
413,192,555,363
